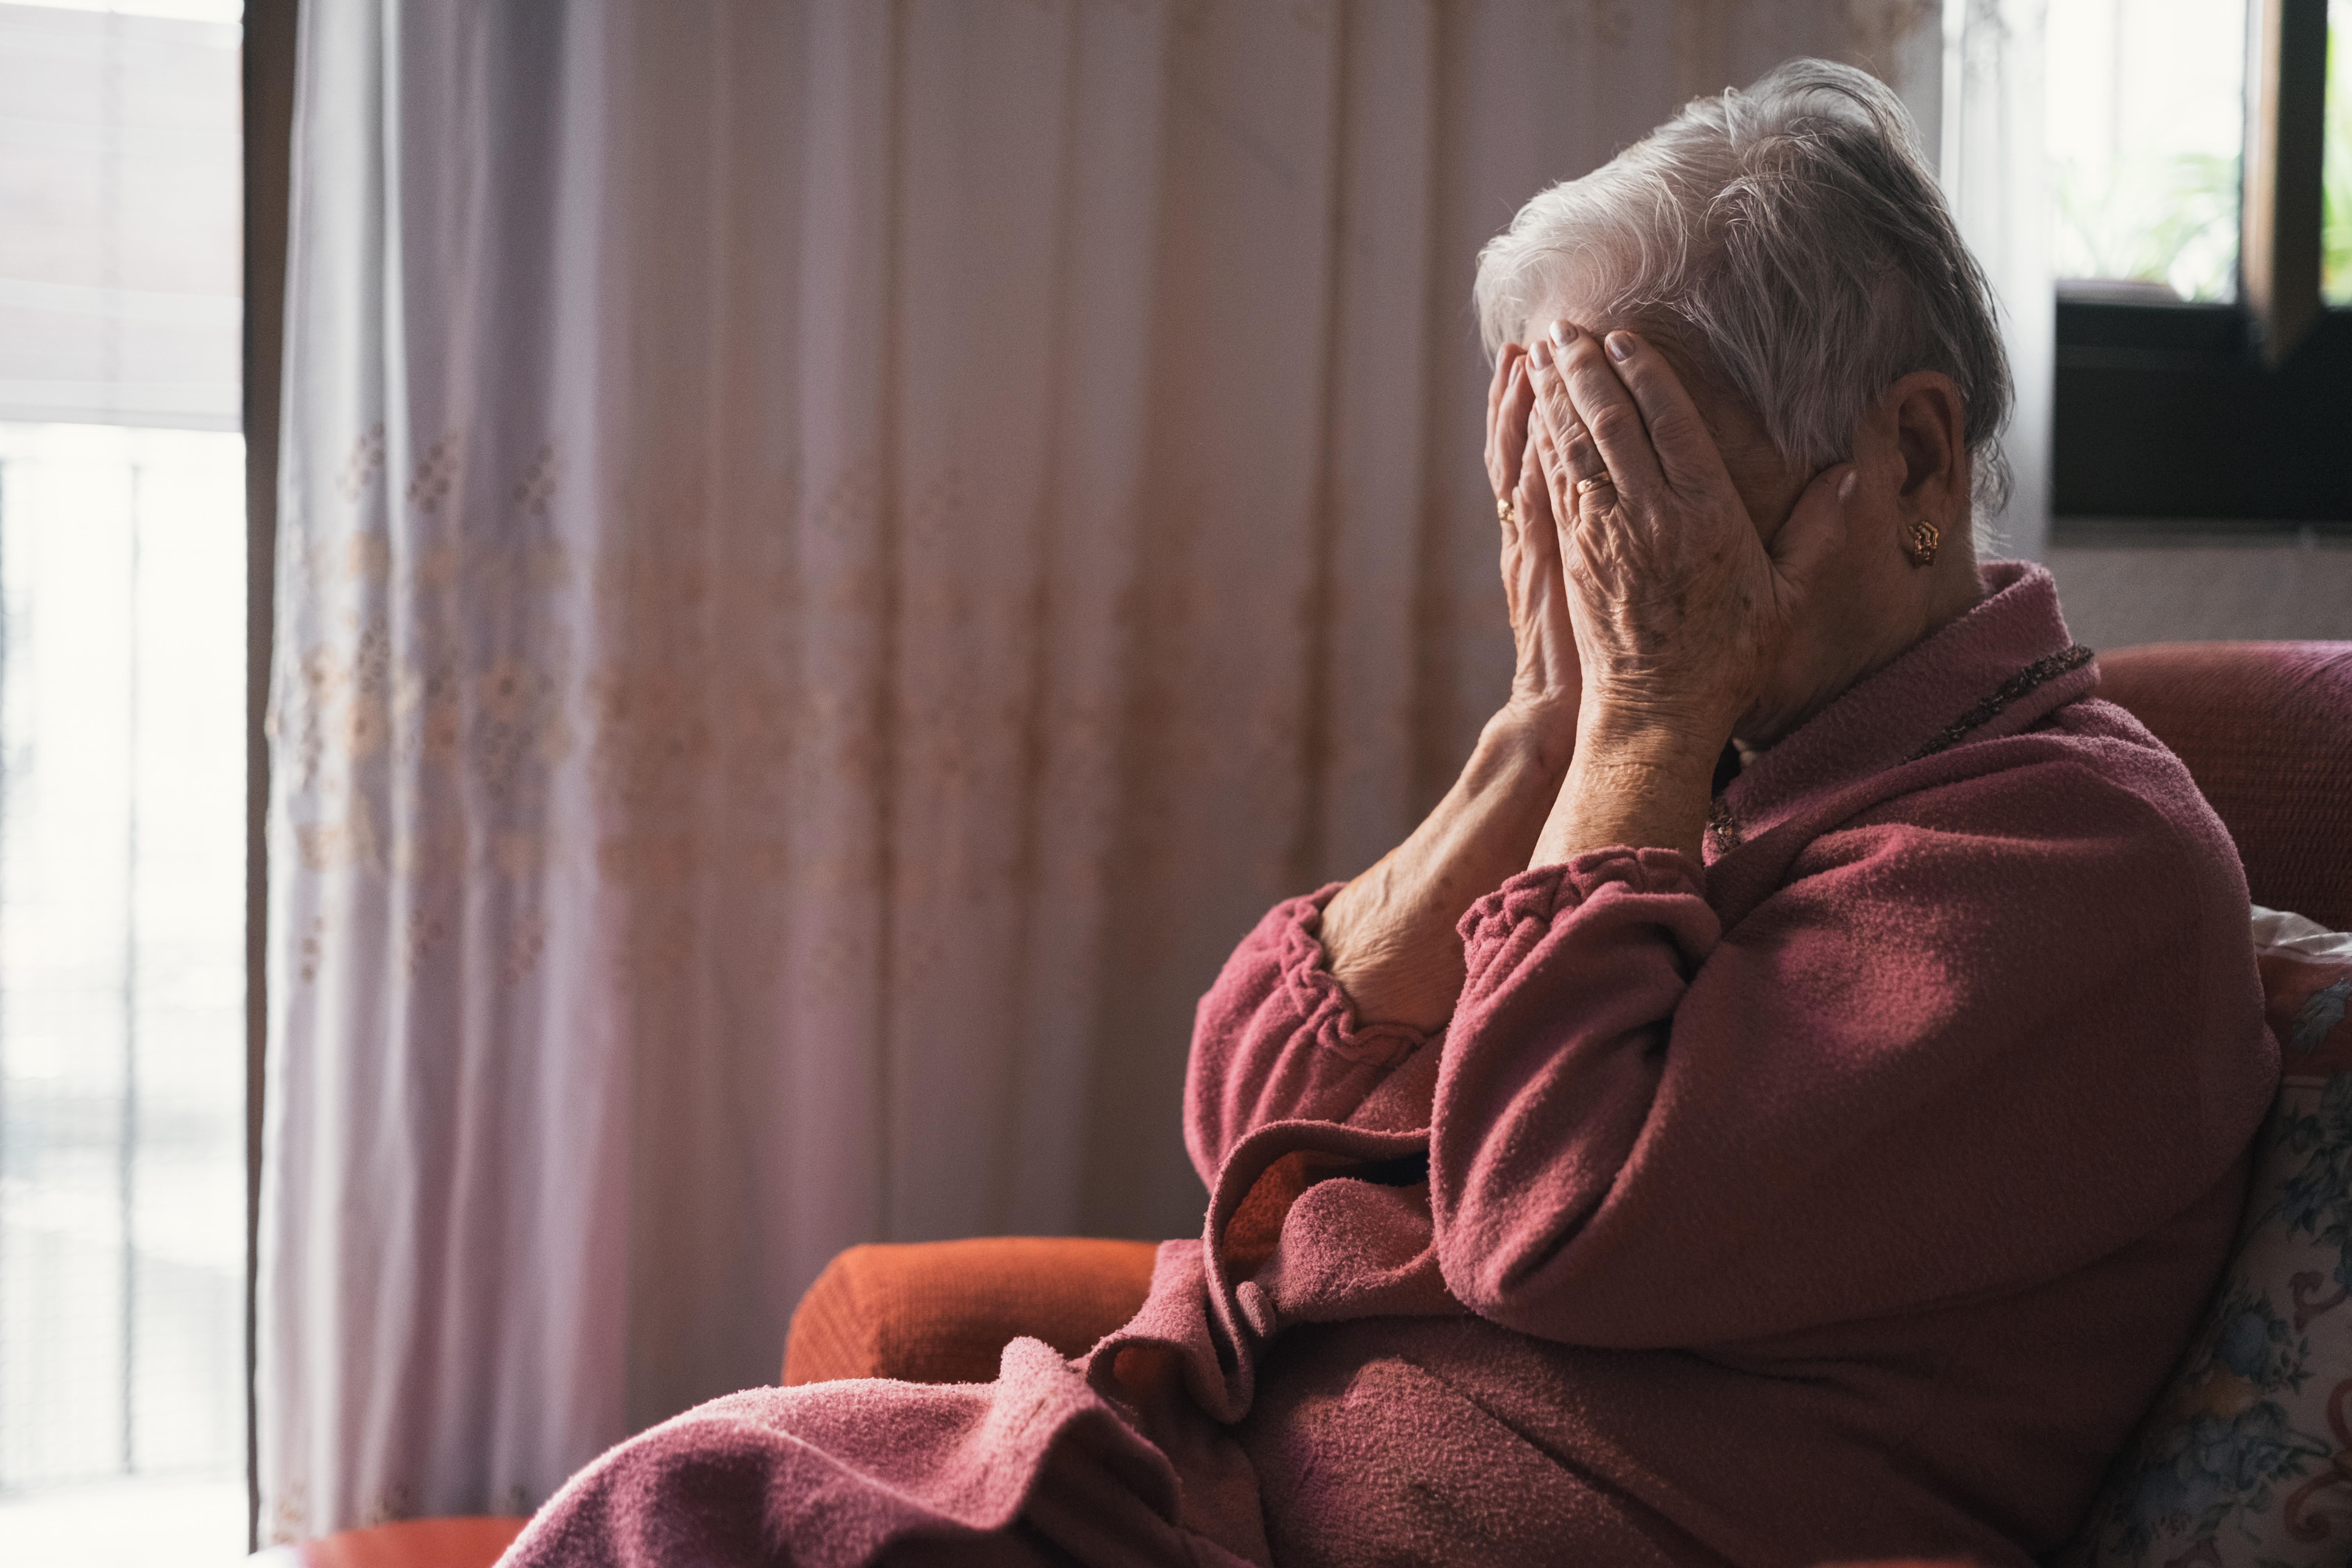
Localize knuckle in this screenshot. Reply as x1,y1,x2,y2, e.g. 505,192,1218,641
1646,406,1701,448
1589,407,1642,447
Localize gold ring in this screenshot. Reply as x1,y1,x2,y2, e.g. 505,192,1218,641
1576,473,1614,496
1496,495,1517,525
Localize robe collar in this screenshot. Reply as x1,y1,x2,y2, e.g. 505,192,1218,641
1713,561,2097,855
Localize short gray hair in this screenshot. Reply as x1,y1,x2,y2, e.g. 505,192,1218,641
1473,58,2012,524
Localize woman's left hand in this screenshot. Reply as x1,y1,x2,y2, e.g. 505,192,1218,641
1526,324,1848,751
1522,323,1851,862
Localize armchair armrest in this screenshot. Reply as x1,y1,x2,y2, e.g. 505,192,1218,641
2095,641,2352,929
782,1236,1158,1386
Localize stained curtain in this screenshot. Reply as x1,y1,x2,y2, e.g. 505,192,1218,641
258,0,1947,1540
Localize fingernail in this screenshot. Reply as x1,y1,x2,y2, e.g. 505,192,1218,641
1837,469,1858,503
1529,339,1551,370
1605,331,1635,362
1549,320,1573,348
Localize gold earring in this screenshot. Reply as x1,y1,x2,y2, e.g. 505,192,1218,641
1905,518,1940,567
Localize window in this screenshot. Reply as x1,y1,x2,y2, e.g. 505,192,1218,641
2329,0,2352,301
2049,0,2352,530
0,3,248,1565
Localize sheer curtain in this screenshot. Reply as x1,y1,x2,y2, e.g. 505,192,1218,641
258,0,1944,1540
1943,0,2051,558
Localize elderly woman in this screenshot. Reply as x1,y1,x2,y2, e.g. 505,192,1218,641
506,59,2273,1568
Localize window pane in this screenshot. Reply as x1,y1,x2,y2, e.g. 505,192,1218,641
2049,0,2249,303
0,422,246,1493
2327,0,2351,303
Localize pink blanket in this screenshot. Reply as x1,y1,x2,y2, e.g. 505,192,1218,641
501,563,2277,1567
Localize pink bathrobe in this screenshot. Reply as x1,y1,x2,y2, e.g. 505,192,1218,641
501,563,2277,1568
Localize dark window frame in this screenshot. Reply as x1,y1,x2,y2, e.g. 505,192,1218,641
242,0,296,1551
2051,0,2349,535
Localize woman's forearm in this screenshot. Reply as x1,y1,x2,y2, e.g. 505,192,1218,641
1318,706,1573,1032
1529,719,1723,868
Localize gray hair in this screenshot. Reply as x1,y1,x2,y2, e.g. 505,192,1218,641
1473,58,2012,527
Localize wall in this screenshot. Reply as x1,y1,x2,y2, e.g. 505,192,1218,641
2045,533,2352,648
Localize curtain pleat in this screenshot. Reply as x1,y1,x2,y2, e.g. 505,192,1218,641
260,0,1948,1539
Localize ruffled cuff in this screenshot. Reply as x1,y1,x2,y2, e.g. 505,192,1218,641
1456,848,1705,992
1271,884,1433,1070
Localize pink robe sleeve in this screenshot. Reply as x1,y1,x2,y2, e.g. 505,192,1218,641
1432,755,2275,1349
1182,888,1441,1189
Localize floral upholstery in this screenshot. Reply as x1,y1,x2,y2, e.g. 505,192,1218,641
2070,908,2352,1566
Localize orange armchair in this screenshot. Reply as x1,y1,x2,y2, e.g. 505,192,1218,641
782,1235,1158,1387
785,641,2352,1392
779,641,2352,1564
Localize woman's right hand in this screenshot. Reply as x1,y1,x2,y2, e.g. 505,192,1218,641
1312,350,1589,1034
1486,344,1581,759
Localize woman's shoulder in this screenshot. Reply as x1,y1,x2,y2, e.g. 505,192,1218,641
1755,697,2261,1053
1712,680,2247,941
1915,690,2239,873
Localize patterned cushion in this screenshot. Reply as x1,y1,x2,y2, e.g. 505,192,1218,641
2069,907,2352,1566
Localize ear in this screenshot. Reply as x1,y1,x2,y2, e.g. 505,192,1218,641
1885,371,1968,515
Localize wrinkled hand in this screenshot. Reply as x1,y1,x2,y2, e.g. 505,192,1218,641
1524,325,1849,752
1312,345,1593,1032
1484,345,1580,749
